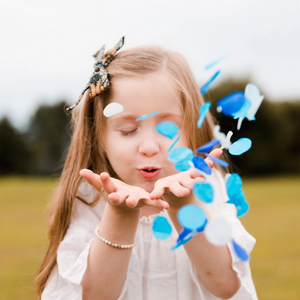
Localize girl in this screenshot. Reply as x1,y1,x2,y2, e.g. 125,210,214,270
36,39,258,300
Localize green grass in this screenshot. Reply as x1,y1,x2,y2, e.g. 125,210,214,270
0,176,299,299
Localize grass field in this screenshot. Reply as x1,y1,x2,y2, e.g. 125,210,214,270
0,176,299,300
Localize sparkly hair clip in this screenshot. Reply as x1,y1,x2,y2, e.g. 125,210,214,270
66,36,125,111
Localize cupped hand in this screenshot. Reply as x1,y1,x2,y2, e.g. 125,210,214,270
79,169,169,211
149,148,223,208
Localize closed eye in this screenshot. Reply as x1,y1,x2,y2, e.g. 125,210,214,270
120,128,138,136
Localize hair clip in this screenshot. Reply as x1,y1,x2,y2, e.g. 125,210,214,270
66,37,125,111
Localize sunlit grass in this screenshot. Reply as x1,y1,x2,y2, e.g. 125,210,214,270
0,176,299,300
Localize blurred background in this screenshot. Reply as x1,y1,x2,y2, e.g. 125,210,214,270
0,0,299,299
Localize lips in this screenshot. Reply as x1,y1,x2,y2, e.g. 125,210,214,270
138,167,161,179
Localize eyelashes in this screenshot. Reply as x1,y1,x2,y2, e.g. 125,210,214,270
120,128,138,136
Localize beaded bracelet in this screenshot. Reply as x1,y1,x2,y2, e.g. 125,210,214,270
95,226,136,249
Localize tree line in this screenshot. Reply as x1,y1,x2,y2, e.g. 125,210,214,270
1,79,300,176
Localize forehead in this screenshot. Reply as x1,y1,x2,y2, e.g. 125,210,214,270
109,73,182,117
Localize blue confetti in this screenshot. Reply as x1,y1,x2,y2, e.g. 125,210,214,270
193,182,214,203
200,71,221,95
196,139,220,153
204,53,229,70
174,159,192,172
197,102,211,128
192,156,212,175
205,153,229,167
177,205,206,230
232,239,250,262
168,147,194,163
232,98,252,130
226,173,243,198
152,216,172,240
229,138,252,156
227,190,249,217
136,111,159,121
167,136,181,153
217,92,246,116
156,121,179,140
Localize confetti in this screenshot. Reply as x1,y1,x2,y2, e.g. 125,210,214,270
156,121,179,140
197,102,211,128
193,182,214,203
177,205,206,230
200,71,221,95
167,136,181,153
227,190,249,217
174,159,192,172
168,147,194,163
196,139,220,153
152,216,172,240
225,173,242,198
192,156,212,175
229,138,252,156
136,111,159,121
245,83,264,121
213,125,233,150
231,239,250,262
216,92,245,116
103,103,124,117
204,218,232,246
204,53,229,70
205,153,229,167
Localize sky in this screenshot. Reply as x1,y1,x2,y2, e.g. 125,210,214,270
1,0,300,128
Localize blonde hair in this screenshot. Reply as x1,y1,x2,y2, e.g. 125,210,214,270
35,45,217,298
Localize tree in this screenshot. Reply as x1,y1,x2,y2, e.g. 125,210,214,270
27,101,71,175
0,117,32,174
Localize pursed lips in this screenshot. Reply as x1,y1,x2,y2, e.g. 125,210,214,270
137,167,161,179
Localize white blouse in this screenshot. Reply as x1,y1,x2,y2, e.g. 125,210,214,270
42,169,258,300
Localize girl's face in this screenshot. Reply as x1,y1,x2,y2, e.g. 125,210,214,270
104,73,188,192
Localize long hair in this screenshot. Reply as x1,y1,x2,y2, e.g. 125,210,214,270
35,45,217,298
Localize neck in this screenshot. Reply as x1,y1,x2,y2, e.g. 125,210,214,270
139,206,163,218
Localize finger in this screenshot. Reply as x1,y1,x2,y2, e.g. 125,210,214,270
205,148,223,168
179,177,195,190
169,182,190,198
140,197,169,209
100,172,117,194
108,191,129,205
125,194,139,208
79,169,103,191
149,183,166,200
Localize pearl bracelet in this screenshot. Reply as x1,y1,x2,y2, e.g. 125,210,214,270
95,226,136,249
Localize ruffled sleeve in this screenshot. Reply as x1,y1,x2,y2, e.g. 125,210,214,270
42,180,128,300
197,169,258,300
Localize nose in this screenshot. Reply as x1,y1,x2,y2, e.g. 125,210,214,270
138,137,160,157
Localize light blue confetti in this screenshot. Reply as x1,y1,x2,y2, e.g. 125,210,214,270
152,216,172,240
136,111,159,121
177,205,206,230
229,138,252,155
156,121,179,140
204,53,229,70
200,70,221,95
205,153,229,167
226,173,243,198
174,159,192,172
197,102,211,128
232,239,250,262
227,190,249,217
168,147,194,163
193,182,214,203
167,136,181,153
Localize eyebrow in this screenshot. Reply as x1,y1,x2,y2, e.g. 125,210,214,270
109,112,182,121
